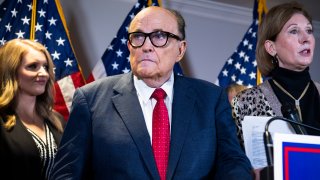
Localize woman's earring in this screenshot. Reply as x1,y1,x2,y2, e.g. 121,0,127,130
271,54,279,67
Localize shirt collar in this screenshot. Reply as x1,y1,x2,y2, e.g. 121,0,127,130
134,73,174,104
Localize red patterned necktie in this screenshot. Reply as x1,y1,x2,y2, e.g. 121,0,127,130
151,88,170,180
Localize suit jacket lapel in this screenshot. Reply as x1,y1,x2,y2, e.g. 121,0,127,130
167,75,196,179
111,73,159,179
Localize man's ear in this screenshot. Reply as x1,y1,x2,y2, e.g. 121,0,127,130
264,40,276,56
176,40,187,62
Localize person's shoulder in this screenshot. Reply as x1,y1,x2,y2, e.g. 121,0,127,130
313,81,320,92
238,85,259,96
176,75,221,90
235,85,261,101
80,73,128,93
233,83,265,105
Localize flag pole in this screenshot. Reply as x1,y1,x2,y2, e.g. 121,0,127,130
30,0,37,40
55,0,86,83
256,0,268,85
148,0,162,7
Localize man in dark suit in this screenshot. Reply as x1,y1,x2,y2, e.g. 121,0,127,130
50,6,253,180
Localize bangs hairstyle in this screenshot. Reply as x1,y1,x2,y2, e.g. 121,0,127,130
256,1,312,76
0,39,63,132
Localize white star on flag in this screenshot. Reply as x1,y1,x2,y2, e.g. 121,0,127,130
64,58,73,67
51,51,61,60
56,37,65,46
48,17,57,25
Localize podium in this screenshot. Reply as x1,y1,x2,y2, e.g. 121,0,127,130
273,133,320,180
259,133,320,180
242,116,320,180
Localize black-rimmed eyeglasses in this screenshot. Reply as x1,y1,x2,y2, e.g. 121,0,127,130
128,31,182,48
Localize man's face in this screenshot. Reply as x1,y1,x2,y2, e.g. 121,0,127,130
128,7,186,84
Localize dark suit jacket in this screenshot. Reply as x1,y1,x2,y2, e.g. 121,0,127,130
50,72,252,180
0,117,63,180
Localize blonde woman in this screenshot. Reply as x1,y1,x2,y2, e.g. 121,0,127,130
0,39,65,179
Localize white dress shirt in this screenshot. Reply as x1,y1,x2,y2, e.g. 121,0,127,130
134,73,174,143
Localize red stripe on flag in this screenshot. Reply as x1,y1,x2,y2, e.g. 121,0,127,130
54,82,69,121
87,73,95,83
71,72,86,88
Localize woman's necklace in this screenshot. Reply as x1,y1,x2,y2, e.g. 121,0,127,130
272,79,310,121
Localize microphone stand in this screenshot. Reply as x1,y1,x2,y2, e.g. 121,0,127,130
264,116,320,166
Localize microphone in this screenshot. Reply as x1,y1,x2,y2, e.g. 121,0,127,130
263,125,274,166
281,104,307,135
263,116,320,166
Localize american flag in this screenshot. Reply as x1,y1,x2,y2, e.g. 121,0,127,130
216,0,266,88
87,0,183,82
0,0,85,120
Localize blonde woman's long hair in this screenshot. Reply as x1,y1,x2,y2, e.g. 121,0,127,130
0,39,64,132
